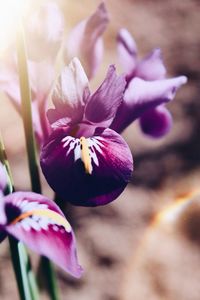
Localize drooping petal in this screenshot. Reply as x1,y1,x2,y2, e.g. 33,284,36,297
139,106,173,138
1,192,82,278
117,28,137,75
111,76,187,133
135,48,166,80
25,2,64,61
66,2,109,79
40,128,133,207
48,58,90,128
84,65,126,127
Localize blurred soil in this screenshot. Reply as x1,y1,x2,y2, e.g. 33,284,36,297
0,0,200,299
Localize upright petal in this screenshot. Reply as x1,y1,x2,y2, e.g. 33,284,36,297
0,56,21,110
84,65,126,127
48,58,90,128
27,60,53,143
135,48,166,80
66,2,109,79
117,28,138,75
25,2,64,61
28,60,55,104
40,128,133,207
111,76,187,133
2,192,82,278
0,59,51,146
139,106,173,138
31,101,51,146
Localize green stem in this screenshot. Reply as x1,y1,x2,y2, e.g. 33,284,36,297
40,257,60,300
19,242,40,300
0,136,36,300
9,237,32,300
16,21,41,194
16,20,60,300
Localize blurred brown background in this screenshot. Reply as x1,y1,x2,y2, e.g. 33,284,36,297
0,0,200,299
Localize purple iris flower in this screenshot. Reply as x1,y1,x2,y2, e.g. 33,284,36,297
0,2,109,146
40,58,133,207
110,28,188,138
0,164,82,277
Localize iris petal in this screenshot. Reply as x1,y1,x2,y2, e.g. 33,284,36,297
2,192,82,278
84,65,126,127
0,54,21,109
117,28,138,74
135,48,166,81
40,128,133,207
111,76,187,133
28,60,55,104
48,58,90,128
139,106,173,138
66,2,109,79
25,2,64,61
0,56,52,146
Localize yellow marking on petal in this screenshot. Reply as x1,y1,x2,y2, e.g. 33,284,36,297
11,210,71,232
80,136,92,174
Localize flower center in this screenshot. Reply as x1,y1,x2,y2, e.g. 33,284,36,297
62,135,105,174
80,137,92,174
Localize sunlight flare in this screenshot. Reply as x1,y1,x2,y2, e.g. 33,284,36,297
0,0,30,55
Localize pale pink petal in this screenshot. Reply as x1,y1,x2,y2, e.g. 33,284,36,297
2,192,83,277
66,2,109,79
0,57,21,109
31,101,51,146
27,60,54,143
28,60,55,104
135,48,166,80
117,28,137,74
25,2,64,61
48,58,90,127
